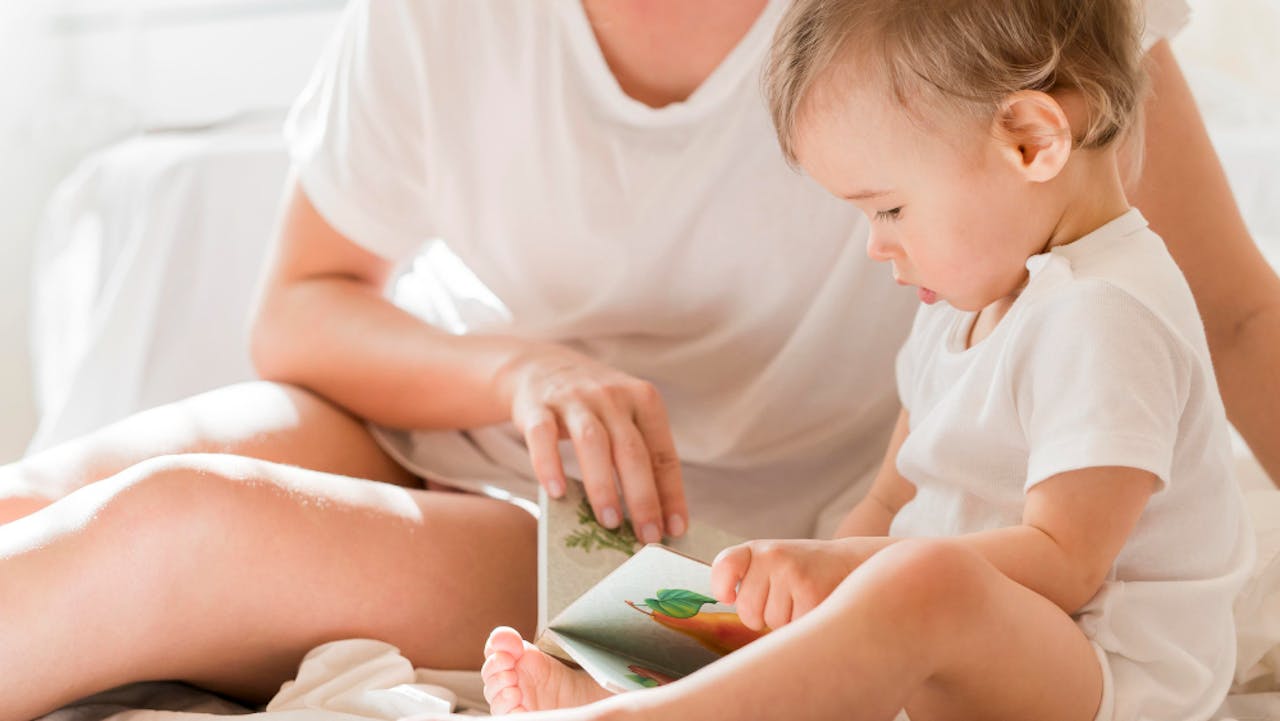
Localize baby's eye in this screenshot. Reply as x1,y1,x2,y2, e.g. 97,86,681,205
875,207,903,222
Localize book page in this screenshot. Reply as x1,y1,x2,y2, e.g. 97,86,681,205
541,628,679,694
537,480,745,640
545,545,766,683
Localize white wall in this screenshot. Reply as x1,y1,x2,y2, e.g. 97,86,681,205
0,0,341,462
1176,0,1280,124
0,5,68,464
1175,0,1280,262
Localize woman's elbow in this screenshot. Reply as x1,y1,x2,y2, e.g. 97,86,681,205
248,294,295,382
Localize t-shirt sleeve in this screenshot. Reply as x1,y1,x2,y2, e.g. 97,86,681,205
1142,0,1191,50
1011,283,1194,493
284,0,435,262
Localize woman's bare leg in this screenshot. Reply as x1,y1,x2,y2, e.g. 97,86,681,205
0,452,536,721
0,381,418,523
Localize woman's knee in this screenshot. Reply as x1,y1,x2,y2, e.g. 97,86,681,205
15,381,335,497
88,454,280,548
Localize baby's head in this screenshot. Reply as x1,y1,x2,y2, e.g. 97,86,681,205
766,0,1147,310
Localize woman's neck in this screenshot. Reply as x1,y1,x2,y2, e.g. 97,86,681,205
582,0,768,108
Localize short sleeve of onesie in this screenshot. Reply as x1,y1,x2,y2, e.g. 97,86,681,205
284,0,435,262
1010,282,1195,492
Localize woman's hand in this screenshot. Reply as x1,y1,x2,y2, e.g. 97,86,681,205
710,538,891,631
497,342,688,544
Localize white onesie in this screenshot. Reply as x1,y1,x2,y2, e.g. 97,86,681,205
891,210,1254,721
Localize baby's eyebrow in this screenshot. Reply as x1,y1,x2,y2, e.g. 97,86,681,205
844,189,892,201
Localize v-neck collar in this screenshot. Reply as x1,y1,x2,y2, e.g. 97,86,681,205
560,0,786,127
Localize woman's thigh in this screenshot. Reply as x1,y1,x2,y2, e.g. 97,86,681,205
9,380,418,497
0,453,535,720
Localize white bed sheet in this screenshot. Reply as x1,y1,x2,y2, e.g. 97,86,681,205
28,126,288,453
38,640,486,721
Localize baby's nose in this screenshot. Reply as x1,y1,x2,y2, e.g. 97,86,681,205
866,231,898,262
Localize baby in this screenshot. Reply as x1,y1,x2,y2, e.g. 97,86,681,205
474,1,1254,720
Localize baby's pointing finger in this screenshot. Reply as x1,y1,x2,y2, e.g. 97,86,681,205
711,545,752,603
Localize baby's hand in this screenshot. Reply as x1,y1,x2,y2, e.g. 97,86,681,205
710,539,863,631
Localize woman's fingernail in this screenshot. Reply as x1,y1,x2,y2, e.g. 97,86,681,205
549,478,565,498
667,514,686,537
640,523,661,544
601,507,621,528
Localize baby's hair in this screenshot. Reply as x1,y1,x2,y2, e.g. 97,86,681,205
765,0,1148,165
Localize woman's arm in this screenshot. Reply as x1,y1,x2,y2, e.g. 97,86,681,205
250,183,523,430
1131,40,1280,485
249,183,688,540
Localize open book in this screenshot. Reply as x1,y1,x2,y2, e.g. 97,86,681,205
536,481,765,692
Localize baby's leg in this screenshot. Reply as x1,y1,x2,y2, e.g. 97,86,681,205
0,380,417,523
601,538,1103,721
481,627,613,713
0,454,536,721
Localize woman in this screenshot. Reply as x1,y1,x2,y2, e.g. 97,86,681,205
0,1,1274,719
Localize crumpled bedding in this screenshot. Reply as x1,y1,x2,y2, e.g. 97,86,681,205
39,640,487,721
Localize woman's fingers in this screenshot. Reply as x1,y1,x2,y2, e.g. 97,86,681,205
563,404,623,529
603,406,664,544
508,349,685,534
632,388,688,537
518,405,567,498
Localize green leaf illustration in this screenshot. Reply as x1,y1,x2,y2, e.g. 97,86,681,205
643,588,719,619
563,497,640,556
626,673,660,688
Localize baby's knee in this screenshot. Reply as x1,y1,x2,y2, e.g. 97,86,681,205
846,539,994,628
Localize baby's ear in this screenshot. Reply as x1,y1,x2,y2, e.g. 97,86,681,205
993,90,1073,183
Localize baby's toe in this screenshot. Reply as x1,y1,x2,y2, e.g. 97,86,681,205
486,626,528,659
482,650,516,682
489,684,526,715
484,670,520,705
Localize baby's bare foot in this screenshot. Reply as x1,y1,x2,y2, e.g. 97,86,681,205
482,627,613,714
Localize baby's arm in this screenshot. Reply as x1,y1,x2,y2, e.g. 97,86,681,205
833,408,916,538
955,465,1159,613
715,463,1157,629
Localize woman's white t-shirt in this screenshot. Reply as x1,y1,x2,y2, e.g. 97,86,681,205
284,0,1190,540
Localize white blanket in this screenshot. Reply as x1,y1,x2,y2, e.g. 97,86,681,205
40,640,486,721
